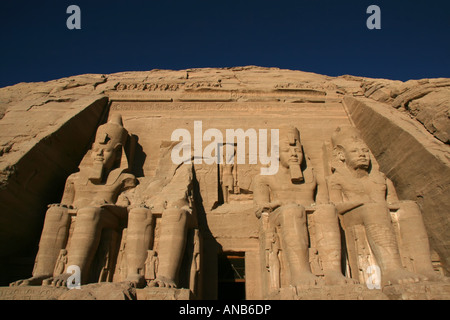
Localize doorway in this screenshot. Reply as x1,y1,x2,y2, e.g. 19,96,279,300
217,252,245,300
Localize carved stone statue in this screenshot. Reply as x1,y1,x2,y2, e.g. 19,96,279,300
219,143,239,203
253,126,351,289
10,114,137,287
53,249,68,277
189,229,201,294
328,126,446,286
123,141,196,289
144,250,158,282
265,228,281,291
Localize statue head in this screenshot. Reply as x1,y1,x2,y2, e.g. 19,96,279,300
90,114,128,182
331,126,370,171
279,126,302,168
279,126,304,183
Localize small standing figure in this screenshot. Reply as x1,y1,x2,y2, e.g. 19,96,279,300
144,250,158,282
220,144,238,203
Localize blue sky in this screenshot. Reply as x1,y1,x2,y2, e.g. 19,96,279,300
0,0,449,87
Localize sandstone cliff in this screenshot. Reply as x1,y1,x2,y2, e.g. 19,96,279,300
0,66,448,285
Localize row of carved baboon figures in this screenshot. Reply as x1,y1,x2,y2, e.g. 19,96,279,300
10,114,447,294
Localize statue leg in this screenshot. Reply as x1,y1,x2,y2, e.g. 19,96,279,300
268,249,281,291
150,207,189,288
125,206,153,287
313,204,356,285
359,203,422,286
50,206,119,286
397,201,445,281
10,205,70,286
274,204,318,287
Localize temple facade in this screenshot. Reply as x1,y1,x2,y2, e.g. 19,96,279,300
0,67,449,300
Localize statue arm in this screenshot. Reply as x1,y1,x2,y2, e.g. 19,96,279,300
59,175,76,206
327,175,343,204
253,176,280,218
156,164,193,210
253,176,270,205
109,173,137,207
328,175,363,215
386,178,401,210
120,173,137,192
315,176,330,204
115,192,131,207
386,178,400,203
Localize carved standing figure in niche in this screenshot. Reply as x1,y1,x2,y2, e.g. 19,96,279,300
10,114,137,287
328,126,445,286
124,141,196,288
266,231,281,291
144,250,158,282
53,249,68,277
189,229,201,293
253,126,351,288
220,143,238,203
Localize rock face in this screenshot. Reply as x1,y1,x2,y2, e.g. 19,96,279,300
361,78,450,144
0,66,448,300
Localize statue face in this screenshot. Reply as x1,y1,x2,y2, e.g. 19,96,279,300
279,136,303,169
91,131,119,172
339,140,370,170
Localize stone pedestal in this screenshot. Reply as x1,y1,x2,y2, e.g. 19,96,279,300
0,283,136,300
135,287,193,300
1,281,449,300
0,286,68,300
0,284,193,300
382,282,450,300
265,282,450,300
269,284,389,300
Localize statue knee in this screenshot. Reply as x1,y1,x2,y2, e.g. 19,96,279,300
364,202,389,213
279,204,305,224
360,202,391,225
397,200,423,220
314,204,337,218
77,207,102,223
163,207,188,224
129,207,152,222
45,205,69,223
398,200,420,212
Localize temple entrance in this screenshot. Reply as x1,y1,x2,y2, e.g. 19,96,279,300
217,252,246,300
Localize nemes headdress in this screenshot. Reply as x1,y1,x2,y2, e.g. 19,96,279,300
281,125,301,146
81,114,132,180
331,126,363,148
94,114,128,149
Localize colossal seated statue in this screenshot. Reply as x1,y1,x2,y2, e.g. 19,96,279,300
10,114,137,287
253,126,353,291
327,126,446,286
118,141,198,290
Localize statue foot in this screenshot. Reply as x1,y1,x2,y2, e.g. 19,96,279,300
323,271,358,285
43,273,72,288
125,274,147,288
148,276,177,288
382,269,425,286
418,271,450,282
292,272,319,288
9,275,52,287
